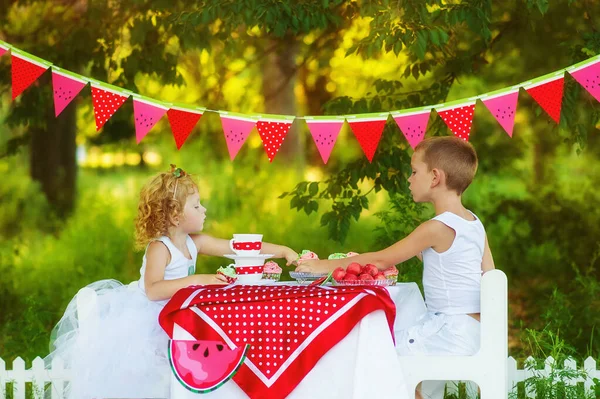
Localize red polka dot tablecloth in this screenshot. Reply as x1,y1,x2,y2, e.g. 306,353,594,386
160,284,396,399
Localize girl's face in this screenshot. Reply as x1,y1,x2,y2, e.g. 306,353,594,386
180,190,206,233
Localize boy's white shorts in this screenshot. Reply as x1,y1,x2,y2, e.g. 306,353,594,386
396,311,480,356
396,312,481,399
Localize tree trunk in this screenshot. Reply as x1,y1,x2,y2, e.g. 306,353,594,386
262,36,303,171
30,102,77,218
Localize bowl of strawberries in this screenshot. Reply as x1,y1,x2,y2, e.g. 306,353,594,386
332,262,398,286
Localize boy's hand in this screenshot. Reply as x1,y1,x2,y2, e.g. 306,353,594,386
280,247,299,266
295,259,334,274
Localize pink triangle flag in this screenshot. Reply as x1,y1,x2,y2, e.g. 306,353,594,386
11,55,49,100
393,110,431,149
220,114,257,160
133,98,168,143
52,71,87,117
0,44,8,57
481,90,519,137
437,103,476,141
305,118,344,164
570,60,600,103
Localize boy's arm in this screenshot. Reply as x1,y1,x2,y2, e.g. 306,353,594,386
481,235,495,273
296,221,442,273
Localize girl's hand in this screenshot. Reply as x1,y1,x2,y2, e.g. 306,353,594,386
295,259,334,274
280,247,299,266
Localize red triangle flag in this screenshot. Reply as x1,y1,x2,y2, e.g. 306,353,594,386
481,90,519,137
348,117,388,162
91,85,129,131
52,71,87,117
437,103,476,141
11,55,49,100
525,77,564,124
256,119,293,162
167,108,203,150
570,60,600,104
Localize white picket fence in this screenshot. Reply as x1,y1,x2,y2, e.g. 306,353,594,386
1,355,599,398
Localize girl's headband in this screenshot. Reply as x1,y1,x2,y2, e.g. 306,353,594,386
170,164,187,199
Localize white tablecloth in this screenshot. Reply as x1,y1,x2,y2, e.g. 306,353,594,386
172,283,426,399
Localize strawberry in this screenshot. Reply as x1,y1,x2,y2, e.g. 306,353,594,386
374,273,386,281
332,267,346,281
359,273,374,281
365,264,379,277
343,273,358,281
346,262,362,275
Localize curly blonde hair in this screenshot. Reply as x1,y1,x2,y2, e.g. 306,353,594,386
134,166,198,250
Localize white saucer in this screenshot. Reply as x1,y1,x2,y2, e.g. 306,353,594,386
233,279,276,286
223,254,275,260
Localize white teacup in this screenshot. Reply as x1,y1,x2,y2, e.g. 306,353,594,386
229,234,263,256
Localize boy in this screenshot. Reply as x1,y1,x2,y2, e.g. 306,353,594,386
296,136,495,399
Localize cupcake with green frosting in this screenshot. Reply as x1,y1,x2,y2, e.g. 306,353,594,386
217,264,237,284
262,261,282,281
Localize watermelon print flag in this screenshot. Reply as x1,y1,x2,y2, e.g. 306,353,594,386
167,107,204,150
91,85,129,131
570,60,600,103
220,114,257,160
0,44,8,57
52,70,87,117
256,118,294,162
305,118,344,164
481,90,519,137
525,76,564,124
347,116,388,162
393,110,431,149
133,98,168,143
11,55,49,100
437,103,476,141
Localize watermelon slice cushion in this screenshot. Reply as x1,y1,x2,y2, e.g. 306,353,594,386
169,339,249,393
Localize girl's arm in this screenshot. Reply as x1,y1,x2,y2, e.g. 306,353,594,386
191,234,298,265
295,220,443,273
481,235,495,273
144,241,223,301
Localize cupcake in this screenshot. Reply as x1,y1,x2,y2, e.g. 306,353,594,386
262,261,282,281
295,249,319,264
328,252,347,260
382,266,399,285
217,264,238,284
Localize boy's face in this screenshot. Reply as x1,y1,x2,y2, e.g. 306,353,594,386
408,150,433,203
181,189,207,233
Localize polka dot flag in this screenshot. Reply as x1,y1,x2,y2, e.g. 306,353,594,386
256,119,293,162
348,117,388,162
570,61,600,103
11,55,49,100
437,103,476,141
167,108,204,150
525,76,564,124
91,85,129,131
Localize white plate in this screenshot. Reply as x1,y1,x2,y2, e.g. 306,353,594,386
223,254,275,260
233,279,277,286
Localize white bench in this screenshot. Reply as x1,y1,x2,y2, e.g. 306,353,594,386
398,269,508,399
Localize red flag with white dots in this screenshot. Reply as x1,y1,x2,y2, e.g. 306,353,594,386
256,118,294,162
437,103,476,141
91,85,129,131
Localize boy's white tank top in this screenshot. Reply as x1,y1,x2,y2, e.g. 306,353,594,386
138,235,198,299
422,211,485,315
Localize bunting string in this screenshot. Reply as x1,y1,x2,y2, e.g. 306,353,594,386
1,39,599,163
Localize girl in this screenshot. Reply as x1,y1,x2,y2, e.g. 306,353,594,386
45,165,298,398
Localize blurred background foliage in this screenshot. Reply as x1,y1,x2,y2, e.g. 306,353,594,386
1,2,600,389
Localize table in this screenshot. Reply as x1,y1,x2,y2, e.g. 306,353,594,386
164,283,426,399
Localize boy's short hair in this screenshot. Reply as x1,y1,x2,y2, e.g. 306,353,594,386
414,136,478,195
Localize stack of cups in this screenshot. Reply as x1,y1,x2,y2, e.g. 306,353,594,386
228,234,266,283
